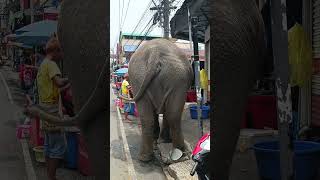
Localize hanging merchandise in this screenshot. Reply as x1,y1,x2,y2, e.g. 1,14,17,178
288,23,312,87
200,69,208,90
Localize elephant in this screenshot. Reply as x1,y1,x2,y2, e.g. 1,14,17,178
57,0,108,179
128,38,194,162
208,0,267,179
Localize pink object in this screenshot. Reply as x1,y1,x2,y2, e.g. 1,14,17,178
16,125,31,139
30,117,44,147
186,90,196,102
78,134,93,176
192,133,210,155
134,104,139,117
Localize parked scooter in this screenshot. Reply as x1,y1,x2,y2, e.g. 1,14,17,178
190,132,210,180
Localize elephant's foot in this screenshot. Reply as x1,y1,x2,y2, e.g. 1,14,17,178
138,153,154,162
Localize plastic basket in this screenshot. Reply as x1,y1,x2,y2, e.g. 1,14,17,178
189,105,210,119
33,146,45,163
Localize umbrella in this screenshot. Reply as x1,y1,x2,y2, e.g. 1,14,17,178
115,68,128,76
14,20,57,34
15,31,53,46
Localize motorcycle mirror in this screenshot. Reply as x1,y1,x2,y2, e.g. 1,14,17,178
169,148,183,161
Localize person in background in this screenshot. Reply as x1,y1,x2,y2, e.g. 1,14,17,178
121,73,132,121
34,37,69,180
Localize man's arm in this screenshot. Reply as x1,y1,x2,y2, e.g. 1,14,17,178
52,75,69,88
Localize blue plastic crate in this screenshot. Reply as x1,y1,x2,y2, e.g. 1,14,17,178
189,105,210,119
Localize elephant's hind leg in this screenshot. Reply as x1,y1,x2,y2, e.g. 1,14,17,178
136,96,157,162
159,116,172,143
164,92,186,151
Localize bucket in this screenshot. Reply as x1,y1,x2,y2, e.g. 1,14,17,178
64,132,78,169
253,141,320,180
33,146,45,163
189,105,210,119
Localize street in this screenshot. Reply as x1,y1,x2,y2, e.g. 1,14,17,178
0,71,27,179
110,85,167,180
110,85,129,180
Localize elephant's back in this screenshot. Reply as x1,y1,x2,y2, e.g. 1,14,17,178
129,39,193,92
58,0,108,112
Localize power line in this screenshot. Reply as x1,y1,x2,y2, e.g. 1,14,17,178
122,0,153,46
120,0,125,29
121,0,132,29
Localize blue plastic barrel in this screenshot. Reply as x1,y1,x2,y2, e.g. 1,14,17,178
64,132,79,169
128,103,135,115
253,141,320,180
189,105,210,119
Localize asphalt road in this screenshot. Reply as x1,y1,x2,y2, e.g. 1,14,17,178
110,86,167,180
110,87,129,180
0,71,27,179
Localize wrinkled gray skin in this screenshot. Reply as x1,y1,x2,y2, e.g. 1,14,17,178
57,0,108,179
209,0,266,179
129,39,194,161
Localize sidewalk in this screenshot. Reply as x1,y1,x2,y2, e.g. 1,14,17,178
0,63,94,180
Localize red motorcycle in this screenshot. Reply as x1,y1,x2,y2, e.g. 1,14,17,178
190,132,210,180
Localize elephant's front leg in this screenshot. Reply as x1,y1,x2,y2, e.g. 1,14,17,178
136,96,157,162
83,110,108,179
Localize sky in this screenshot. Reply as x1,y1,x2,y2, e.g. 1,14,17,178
110,0,185,53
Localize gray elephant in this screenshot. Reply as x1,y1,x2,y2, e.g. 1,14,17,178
128,38,194,162
209,0,267,179
57,0,108,179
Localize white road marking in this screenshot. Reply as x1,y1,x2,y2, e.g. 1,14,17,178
111,85,138,180
0,69,37,180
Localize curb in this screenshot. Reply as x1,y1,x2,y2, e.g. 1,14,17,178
0,69,37,180
111,85,138,180
0,71,13,104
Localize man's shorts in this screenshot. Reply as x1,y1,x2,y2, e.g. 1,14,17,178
124,103,131,113
44,132,66,159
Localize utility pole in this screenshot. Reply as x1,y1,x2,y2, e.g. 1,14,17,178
30,0,34,23
163,0,170,38
270,0,294,180
150,0,176,39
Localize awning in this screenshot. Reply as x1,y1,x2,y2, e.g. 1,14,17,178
170,0,210,43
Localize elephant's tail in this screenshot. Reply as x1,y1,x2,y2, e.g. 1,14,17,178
132,50,161,102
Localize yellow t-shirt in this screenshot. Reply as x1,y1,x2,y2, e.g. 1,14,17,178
37,58,61,104
121,79,129,96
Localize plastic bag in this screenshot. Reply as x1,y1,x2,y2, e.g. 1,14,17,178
200,69,208,90
288,23,312,87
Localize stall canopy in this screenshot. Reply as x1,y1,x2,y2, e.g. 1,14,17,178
115,68,128,76
14,20,57,34
13,20,57,46
170,0,209,42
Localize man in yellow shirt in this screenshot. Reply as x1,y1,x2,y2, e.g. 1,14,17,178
121,73,132,121
36,37,69,180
